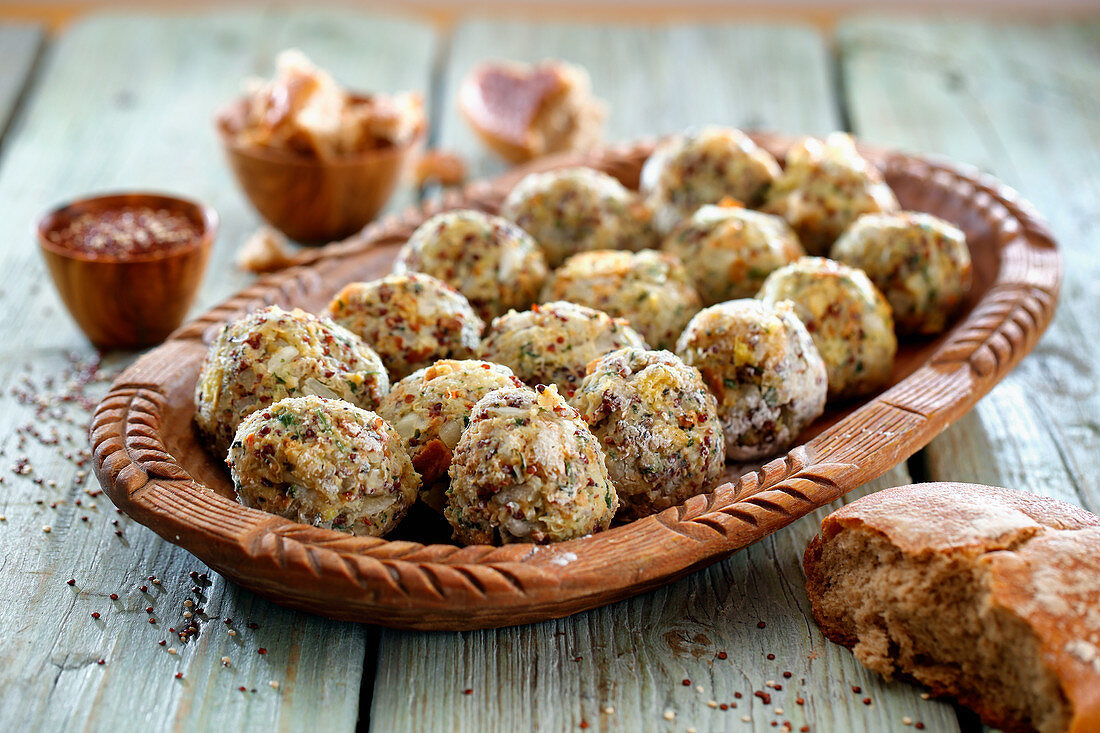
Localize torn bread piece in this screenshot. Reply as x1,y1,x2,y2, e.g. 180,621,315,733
458,60,605,164
236,226,296,273
804,483,1100,733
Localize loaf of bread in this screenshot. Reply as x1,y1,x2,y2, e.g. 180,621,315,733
804,483,1100,733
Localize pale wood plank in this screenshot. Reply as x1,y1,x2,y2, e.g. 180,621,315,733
370,20,957,733
0,9,438,731
0,23,43,144
838,19,1100,515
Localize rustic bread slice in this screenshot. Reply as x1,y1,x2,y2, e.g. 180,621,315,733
803,483,1100,733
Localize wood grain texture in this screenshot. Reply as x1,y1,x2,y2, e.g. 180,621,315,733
838,19,1100,514
0,23,42,144
369,471,964,733
0,9,438,732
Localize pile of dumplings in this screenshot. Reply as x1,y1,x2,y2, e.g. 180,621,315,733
196,127,972,546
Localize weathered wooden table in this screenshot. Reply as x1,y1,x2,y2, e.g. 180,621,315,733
0,9,1095,732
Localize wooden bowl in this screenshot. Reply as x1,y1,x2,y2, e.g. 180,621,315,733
216,97,426,245
90,134,1061,630
38,192,217,349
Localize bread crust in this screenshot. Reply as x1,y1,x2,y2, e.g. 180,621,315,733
804,483,1100,733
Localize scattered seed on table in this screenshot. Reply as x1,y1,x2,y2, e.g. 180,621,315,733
66,578,75,586
90,612,100,619
662,709,675,721
717,651,728,660
603,706,613,715
269,681,280,689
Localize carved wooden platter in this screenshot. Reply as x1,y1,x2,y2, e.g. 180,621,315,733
91,134,1061,630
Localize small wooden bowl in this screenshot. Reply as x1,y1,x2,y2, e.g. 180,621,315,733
216,97,425,245
38,192,217,350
